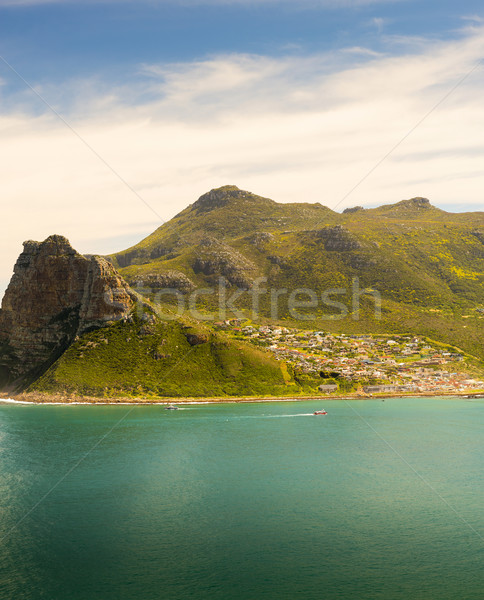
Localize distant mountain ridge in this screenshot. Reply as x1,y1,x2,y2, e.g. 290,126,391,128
110,185,483,325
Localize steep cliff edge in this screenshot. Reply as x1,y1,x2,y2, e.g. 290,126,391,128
0,235,136,389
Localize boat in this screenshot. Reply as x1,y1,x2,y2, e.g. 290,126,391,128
314,409,327,415
165,405,179,410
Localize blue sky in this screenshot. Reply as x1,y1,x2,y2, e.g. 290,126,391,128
1,0,484,294
1,1,481,84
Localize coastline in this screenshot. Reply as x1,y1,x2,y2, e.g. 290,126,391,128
1,390,483,405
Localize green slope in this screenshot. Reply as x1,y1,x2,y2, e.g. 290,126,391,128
31,316,300,398
107,185,484,359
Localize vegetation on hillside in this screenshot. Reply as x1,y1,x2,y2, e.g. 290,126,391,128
31,316,306,398
108,186,484,361
6,185,483,399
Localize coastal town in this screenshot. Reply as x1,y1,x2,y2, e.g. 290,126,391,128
214,321,484,396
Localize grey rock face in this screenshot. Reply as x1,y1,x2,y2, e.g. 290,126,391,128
317,225,363,251
193,238,256,289
130,271,195,293
0,235,135,387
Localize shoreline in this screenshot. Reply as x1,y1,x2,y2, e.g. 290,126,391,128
1,390,483,405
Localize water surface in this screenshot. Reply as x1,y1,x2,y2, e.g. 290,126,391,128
0,397,482,599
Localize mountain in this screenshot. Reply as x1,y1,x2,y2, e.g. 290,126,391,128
110,185,484,360
0,234,295,396
1,185,483,398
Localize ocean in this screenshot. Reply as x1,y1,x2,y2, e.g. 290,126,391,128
0,397,482,599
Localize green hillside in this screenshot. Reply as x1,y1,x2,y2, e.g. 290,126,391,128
31,316,300,398
109,186,484,359
4,184,483,399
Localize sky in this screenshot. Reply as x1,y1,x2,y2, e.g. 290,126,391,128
1,0,484,295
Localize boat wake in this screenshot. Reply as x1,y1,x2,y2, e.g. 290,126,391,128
264,413,315,418
233,413,315,419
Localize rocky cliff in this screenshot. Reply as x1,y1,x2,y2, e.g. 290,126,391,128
0,235,136,389
193,236,257,289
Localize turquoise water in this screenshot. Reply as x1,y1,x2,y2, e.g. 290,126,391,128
0,397,482,600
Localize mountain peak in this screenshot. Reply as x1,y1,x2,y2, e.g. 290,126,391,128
370,196,442,218
0,236,136,388
21,234,76,259
191,185,273,213
391,196,434,211
403,197,431,208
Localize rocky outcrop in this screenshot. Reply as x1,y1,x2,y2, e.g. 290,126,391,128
184,329,209,346
249,231,275,250
130,271,195,293
191,185,274,214
193,237,256,289
0,235,136,388
267,254,287,267
316,225,362,251
404,197,431,208
343,206,364,214
384,197,434,215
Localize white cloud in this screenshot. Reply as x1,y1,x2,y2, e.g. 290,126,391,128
2,27,484,296
461,15,484,24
